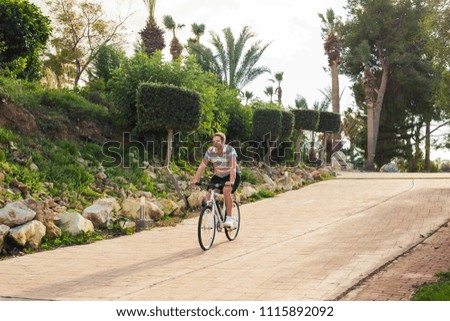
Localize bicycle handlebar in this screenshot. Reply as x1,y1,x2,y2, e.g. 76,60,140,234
195,181,227,189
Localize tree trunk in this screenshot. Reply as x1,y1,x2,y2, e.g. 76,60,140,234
411,121,422,172
331,60,342,147
264,136,272,176
294,129,303,167
372,61,389,154
425,120,431,173
164,128,188,209
326,133,333,166
363,66,376,171
364,52,389,171
74,59,81,88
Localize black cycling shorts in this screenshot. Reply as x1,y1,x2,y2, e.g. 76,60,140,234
210,173,241,193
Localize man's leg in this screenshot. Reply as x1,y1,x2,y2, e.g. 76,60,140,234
223,185,232,216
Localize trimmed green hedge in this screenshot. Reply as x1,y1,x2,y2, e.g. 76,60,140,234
136,83,201,132
293,109,320,131
252,108,282,140
280,111,294,140
317,111,341,133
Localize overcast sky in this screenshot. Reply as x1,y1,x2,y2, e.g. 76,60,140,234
30,0,448,160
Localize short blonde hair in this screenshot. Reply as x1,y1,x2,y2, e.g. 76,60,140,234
213,132,226,143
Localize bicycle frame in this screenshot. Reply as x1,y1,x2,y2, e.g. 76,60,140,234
206,188,226,230
197,181,241,250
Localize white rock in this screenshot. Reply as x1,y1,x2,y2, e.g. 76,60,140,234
380,163,399,173
82,198,120,228
9,220,46,249
0,224,10,252
187,191,207,208
261,183,276,192
30,163,39,171
144,169,157,180
57,211,94,236
154,199,179,215
0,201,36,227
241,185,257,198
121,198,163,221
263,174,276,187
119,220,136,231
132,191,153,199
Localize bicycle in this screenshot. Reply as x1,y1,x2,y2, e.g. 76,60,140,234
196,182,241,251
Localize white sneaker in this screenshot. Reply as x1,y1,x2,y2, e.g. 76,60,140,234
223,216,235,227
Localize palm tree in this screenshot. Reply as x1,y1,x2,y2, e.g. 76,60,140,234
242,90,254,105
140,0,165,57
191,23,206,43
295,95,308,109
43,49,76,88
186,23,205,54
163,15,185,60
190,26,271,90
271,72,284,106
264,86,274,103
319,9,341,115
319,8,344,165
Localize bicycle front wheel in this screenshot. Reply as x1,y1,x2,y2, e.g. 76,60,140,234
198,206,216,251
225,201,240,241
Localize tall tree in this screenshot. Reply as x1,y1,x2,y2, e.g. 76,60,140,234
422,0,450,165
0,0,51,80
88,44,125,84
341,0,424,170
190,26,271,90
264,86,274,103
188,23,206,45
270,72,284,106
162,15,185,61
242,90,254,105
319,8,342,116
140,0,165,58
42,48,75,88
47,0,129,87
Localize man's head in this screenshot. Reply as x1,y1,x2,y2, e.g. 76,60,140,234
212,132,226,148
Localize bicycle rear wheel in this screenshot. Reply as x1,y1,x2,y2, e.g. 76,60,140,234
225,201,240,241
198,206,216,251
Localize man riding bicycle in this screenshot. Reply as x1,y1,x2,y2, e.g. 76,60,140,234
191,132,241,227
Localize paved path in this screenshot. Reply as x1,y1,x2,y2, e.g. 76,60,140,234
0,173,449,300
340,223,449,300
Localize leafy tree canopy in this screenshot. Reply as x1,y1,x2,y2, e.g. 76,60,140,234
0,0,51,80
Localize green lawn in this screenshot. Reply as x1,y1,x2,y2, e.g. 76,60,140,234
412,272,450,301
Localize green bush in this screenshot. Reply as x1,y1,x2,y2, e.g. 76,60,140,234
293,109,320,131
240,168,257,184
248,188,275,201
0,76,44,108
317,111,341,133
109,53,224,135
252,108,282,141
280,111,294,140
136,83,201,132
40,88,108,121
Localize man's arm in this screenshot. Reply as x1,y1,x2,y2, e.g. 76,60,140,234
192,159,208,183
228,155,236,185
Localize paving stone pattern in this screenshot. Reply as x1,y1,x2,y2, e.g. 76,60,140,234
0,173,449,300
